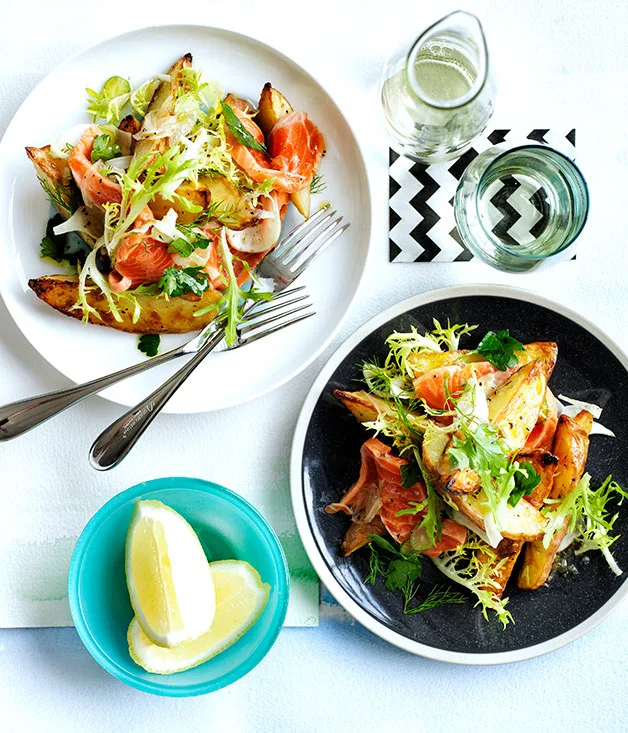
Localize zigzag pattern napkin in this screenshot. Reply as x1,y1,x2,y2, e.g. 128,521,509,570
389,128,576,262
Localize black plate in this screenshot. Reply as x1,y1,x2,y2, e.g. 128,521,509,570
293,287,628,662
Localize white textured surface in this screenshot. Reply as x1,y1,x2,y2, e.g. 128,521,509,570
1,0,628,730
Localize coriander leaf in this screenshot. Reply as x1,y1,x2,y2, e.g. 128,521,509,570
385,557,422,593
476,329,524,371
404,585,467,614
168,238,195,258
157,266,209,298
91,134,121,163
396,500,427,517
222,103,267,154
509,460,542,506
138,334,160,357
40,234,64,262
400,460,422,489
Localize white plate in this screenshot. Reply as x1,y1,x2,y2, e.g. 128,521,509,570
0,25,371,413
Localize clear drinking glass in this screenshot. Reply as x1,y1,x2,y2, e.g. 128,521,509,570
381,11,495,163
454,143,589,272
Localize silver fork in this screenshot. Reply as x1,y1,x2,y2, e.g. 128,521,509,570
88,289,315,470
0,204,348,443
89,205,349,470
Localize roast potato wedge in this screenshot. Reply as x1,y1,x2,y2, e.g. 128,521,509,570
28,274,221,334
516,341,558,373
333,389,390,423
487,359,551,454
257,83,293,137
406,349,484,376
476,451,558,597
150,175,258,229
256,83,314,218
25,145,75,219
477,538,522,599
452,490,547,542
518,410,593,589
518,450,559,508
133,54,193,173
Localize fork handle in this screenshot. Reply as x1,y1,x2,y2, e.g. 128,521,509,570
0,344,191,441
89,326,226,471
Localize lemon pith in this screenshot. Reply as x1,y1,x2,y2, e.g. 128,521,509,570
125,500,216,648
128,560,270,674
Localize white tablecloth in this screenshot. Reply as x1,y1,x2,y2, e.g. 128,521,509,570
2,0,628,729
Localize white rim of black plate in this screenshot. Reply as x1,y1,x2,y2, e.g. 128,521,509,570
289,283,628,665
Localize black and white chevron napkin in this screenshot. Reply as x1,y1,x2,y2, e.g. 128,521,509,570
389,128,576,263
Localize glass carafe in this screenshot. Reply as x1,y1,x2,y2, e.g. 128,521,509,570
381,11,494,163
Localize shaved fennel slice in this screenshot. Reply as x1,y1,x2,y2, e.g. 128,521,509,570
107,155,133,172
49,123,92,159
450,510,498,548
52,206,103,244
556,394,615,437
557,394,603,419
483,511,505,549
76,248,122,323
150,208,180,243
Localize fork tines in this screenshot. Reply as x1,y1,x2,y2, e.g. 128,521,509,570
272,205,350,278
239,289,315,344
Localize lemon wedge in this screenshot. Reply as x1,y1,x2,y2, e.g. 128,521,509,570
128,560,270,674
125,500,216,648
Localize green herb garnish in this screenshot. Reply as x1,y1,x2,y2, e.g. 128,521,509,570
365,536,423,608
404,585,467,614
310,173,326,194
222,103,267,154
400,460,422,489
509,461,542,506
157,266,210,298
168,238,196,258
86,75,132,125
365,537,466,615
542,473,628,574
138,334,160,357
430,537,513,626
40,235,63,262
475,329,523,371
91,133,122,163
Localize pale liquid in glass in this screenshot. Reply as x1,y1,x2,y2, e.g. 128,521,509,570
381,34,492,162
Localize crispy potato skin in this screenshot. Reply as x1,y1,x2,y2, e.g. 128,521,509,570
488,359,551,455
257,83,314,218
518,411,593,590
150,176,258,230
133,54,192,172
516,341,558,373
477,539,522,599
333,389,389,423
478,450,558,597
519,450,559,508
25,145,74,218
28,275,221,334
452,490,546,542
257,82,293,137
118,115,142,136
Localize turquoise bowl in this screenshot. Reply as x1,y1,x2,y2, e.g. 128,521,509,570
68,477,289,697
